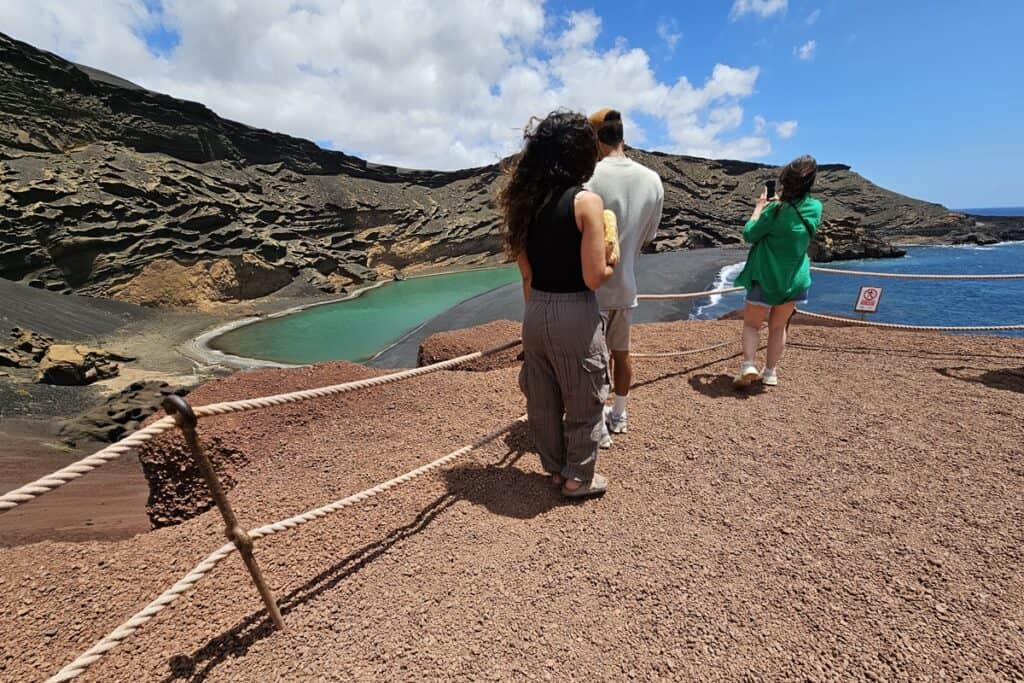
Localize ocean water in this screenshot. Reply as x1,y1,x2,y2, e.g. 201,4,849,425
956,207,1024,217
692,241,1024,336
211,266,519,364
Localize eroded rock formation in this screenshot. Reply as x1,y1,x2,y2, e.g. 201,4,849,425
1,32,1020,307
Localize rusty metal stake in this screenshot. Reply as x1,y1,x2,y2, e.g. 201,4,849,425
162,395,285,630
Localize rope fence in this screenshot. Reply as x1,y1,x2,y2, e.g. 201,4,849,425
47,416,527,682
9,266,1023,681
632,339,737,358
794,309,1024,331
0,339,522,516
809,266,1024,279
637,286,743,300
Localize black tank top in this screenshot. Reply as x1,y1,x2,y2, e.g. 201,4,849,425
526,185,588,293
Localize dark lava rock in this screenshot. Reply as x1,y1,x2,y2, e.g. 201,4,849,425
952,231,1000,246
808,216,907,262
58,380,189,446
1,31,1021,304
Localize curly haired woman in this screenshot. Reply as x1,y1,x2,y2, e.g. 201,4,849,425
498,111,617,498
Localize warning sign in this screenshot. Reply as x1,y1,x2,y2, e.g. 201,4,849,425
854,286,883,313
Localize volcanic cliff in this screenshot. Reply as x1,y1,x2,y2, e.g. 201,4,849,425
1,32,1019,307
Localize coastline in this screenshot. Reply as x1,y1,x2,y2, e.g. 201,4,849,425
371,247,748,367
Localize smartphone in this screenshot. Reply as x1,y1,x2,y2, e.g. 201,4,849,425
764,180,777,198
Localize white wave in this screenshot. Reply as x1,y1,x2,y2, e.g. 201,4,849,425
692,261,745,319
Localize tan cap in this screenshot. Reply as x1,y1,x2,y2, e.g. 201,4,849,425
589,107,617,131
589,108,623,145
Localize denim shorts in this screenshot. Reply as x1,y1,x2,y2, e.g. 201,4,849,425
746,283,809,308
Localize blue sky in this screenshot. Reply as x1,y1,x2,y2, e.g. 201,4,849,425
542,0,1023,208
3,0,1021,208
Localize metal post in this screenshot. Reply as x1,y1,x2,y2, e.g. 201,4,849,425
162,395,285,630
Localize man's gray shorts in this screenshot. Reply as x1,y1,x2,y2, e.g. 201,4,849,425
601,308,633,352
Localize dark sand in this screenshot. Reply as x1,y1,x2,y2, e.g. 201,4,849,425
371,248,746,367
0,280,220,545
2,320,1021,681
0,418,151,546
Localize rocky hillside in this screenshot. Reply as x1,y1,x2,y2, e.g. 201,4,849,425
1,32,1019,307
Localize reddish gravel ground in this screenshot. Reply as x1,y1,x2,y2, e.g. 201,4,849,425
1,320,1022,682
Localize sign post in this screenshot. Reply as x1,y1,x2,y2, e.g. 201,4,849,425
854,286,883,321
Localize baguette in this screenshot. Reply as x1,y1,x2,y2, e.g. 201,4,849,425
603,209,620,264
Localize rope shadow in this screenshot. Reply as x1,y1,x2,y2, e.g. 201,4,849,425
441,419,565,519
630,351,743,391
164,493,457,682
935,366,1024,394
164,421,557,681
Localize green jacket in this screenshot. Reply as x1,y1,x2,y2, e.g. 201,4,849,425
735,195,823,305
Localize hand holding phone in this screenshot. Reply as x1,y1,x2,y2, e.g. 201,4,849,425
764,180,777,200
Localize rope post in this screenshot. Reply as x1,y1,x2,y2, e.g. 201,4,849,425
161,395,285,631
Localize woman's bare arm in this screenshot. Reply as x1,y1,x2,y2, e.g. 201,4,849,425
516,251,532,302
575,190,614,291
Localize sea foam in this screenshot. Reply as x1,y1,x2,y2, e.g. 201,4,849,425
691,261,745,319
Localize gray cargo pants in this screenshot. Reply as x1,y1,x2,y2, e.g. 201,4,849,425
518,290,610,483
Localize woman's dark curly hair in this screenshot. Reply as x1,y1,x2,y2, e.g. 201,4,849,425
498,111,598,258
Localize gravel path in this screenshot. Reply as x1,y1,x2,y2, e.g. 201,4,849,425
1,320,1022,681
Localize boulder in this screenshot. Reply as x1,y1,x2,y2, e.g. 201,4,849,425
0,327,54,367
36,344,127,385
58,380,189,445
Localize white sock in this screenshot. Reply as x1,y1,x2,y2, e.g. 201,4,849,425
612,394,628,416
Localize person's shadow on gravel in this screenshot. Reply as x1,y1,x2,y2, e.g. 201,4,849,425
441,421,565,520
688,373,764,399
935,365,1024,394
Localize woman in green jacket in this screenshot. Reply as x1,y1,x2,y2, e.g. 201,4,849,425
733,155,822,388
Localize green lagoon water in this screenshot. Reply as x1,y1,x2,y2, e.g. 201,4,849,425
210,266,519,364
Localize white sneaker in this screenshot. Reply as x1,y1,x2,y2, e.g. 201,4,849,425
599,418,612,448
733,361,761,388
761,368,778,387
604,405,628,434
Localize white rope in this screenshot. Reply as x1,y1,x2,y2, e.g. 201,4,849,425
795,309,1024,331
0,416,178,513
632,340,737,359
637,286,743,300
47,415,526,682
810,266,1024,280
0,340,521,515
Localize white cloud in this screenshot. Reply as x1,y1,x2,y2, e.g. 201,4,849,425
794,39,817,60
774,120,798,139
730,0,788,21
656,18,681,52
806,9,822,24
0,0,790,167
